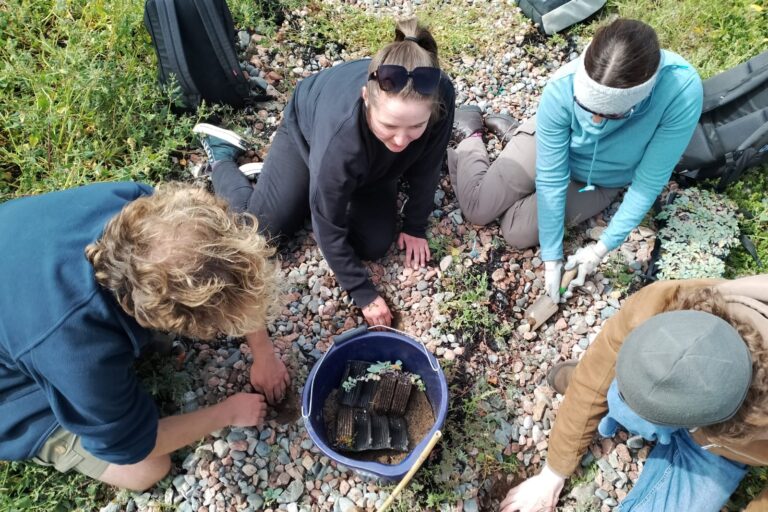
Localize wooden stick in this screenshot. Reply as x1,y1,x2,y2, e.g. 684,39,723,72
377,430,443,512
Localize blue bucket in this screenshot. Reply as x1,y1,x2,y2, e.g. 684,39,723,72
301,326,448,481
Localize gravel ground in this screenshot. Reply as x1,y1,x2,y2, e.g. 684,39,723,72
110,3,663,511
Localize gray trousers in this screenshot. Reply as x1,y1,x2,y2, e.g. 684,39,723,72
446,117,622,249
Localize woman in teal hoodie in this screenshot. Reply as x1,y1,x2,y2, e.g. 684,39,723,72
447,19,703,302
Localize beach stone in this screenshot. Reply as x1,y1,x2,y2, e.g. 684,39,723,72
337,497,356,512
213,440,229,458
278,479,304,503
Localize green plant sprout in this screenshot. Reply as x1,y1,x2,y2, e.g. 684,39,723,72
341,360,426,392
262,488,282,507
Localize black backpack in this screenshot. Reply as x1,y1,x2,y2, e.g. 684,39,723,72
144,0,253,110
518,0,606,35
676,49,768,190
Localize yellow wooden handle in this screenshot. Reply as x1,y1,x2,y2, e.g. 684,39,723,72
377,430,443,512
559,267,578,294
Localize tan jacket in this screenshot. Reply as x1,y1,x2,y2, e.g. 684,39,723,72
547,275,768,510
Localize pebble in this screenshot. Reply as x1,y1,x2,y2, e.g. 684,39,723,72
278,480,304,503
337,497,356,512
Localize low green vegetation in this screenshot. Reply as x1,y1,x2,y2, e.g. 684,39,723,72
439,267,512,344
0,460,109,512
725,168,768,276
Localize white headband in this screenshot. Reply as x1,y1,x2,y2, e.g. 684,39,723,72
573,54,658,116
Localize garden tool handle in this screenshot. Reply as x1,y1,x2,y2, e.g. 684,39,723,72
377,430,443,512
559,267,578,295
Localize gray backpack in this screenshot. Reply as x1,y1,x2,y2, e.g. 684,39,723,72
518,0,606,35
676,50,768,190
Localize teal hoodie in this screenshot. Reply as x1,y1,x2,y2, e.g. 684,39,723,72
535,50,703,261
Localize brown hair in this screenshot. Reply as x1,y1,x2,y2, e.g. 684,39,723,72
585,18,660,88
85,182,279,340
663,286,768,441
366,17,442,117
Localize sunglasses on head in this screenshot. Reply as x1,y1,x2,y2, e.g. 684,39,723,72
368,65,441,95
573,96,630,120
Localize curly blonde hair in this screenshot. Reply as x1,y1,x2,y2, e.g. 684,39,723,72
664,286,768,441
85,182,279,340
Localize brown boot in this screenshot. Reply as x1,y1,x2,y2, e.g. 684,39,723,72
451,105,484,144
485,113,519,144
546,360,578,395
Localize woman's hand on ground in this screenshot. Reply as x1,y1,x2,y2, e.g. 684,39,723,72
362,295,393,327
223,393,268,427
499,465,566,512
397,232,431,270
249,349,290,404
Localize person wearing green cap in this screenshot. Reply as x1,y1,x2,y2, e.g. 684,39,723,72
500,274,768,512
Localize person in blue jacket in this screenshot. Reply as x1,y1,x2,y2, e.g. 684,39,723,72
447,19,703,302
193,17,455,327
0,182,286,491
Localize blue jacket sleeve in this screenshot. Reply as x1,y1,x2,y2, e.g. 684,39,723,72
26,298,158,465
536,84,573,261
599,73,703,250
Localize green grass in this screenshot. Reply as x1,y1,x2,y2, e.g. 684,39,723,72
724,168,768,276
601,0,768,80
0,461,110,512
0,0,289,202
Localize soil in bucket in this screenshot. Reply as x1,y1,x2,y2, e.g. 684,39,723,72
322,360,436,465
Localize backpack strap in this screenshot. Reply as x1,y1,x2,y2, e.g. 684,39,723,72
718,120,768,190
190,0,249,93
144,0,201,107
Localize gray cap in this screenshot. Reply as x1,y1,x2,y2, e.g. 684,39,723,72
616,310,752,428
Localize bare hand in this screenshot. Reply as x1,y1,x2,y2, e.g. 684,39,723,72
362,295,393,327
223,393,268,427
250,351,290,405
397,233,430,270
500,465,565,512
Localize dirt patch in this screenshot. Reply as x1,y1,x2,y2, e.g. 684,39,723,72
323,387,436,465
270,388,301,424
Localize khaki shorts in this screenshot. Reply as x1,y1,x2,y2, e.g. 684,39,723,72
31,427,109,479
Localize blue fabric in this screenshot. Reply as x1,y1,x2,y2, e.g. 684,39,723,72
598,381,679,445
0,182,159,464
617,429,747,512
535,50,703,261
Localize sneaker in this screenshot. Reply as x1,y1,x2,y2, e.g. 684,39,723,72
239,162,263,179
451,105,484,144
546,360,578,395
193,123,250,163
189,161,263,182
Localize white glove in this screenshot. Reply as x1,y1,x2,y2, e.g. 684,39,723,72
564,241,609,294
500,463,566,512
544,260,563,303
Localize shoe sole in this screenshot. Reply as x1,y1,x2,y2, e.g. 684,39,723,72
193,123,249,150
239,162,263,177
